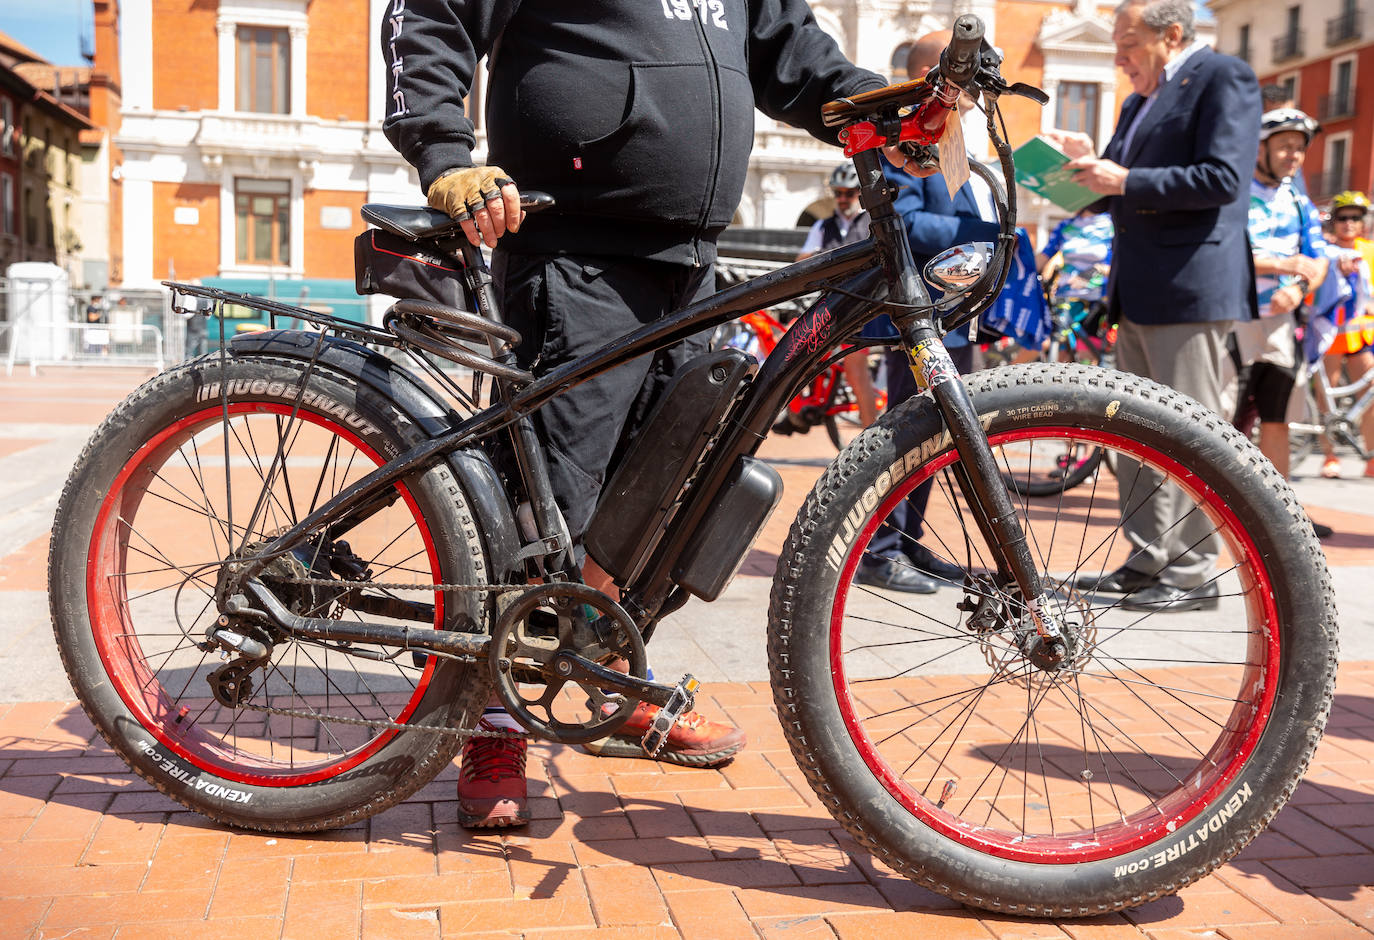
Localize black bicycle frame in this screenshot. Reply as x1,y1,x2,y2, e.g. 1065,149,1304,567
240,119,1059,654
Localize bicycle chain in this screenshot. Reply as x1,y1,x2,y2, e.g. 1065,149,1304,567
287,575,524,594
234,699,528,738
235,575,530,738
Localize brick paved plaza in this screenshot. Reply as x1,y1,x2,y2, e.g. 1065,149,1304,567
2,366,1371,938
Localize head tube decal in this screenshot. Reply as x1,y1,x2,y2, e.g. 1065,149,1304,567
909,338,957,389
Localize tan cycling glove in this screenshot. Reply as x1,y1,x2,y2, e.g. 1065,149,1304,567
427,165,514,220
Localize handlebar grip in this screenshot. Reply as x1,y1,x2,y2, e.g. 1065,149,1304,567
940,15,985,86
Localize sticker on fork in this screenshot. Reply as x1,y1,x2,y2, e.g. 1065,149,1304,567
908,338,957,390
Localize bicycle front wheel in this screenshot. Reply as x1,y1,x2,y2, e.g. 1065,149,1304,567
769,363,1337,915
49,354,493,831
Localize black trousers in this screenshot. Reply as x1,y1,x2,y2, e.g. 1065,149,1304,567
492,250,714,543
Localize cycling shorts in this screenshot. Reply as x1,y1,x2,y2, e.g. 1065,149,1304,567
1237,360,1297,424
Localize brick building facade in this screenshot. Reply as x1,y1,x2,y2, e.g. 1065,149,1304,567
107,0,1143,312
0,36,94,282
1211,0,1372,204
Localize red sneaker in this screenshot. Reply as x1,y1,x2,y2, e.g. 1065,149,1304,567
583,701,746,767
457,729,530,829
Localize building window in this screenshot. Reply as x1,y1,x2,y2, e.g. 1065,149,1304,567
1055,82,1100,136
1278,75,1298,105
1322,136,1350,197
1,174,13,236
235,179,291,265
1322,57,1356,119
1237,24,1251,62
24,185,36,244
236,26,290,114
1273,6,1304,61
1327,0,1362,45
0,99,13,157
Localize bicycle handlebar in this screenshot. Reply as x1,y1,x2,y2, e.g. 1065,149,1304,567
940,15,985,87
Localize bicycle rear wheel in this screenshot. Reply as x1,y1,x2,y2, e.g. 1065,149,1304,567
49,354,493,830
770,363,1336,915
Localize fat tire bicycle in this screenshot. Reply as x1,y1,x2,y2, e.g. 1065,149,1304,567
48,17,1336,917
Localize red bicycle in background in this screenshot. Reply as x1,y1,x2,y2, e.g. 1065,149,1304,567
712,306,885,449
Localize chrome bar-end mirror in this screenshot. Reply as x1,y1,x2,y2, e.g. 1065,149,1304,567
923,242,993,295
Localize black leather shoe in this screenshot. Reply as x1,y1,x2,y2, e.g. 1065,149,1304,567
855,556,939,594
1120,581,1220,612
905,543,965,583
1309,516,1333,539
1075,566,1156,594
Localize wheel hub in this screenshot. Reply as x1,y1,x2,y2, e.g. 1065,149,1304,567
960,577,1095,673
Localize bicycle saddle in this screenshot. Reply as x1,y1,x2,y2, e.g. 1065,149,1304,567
361,192,555,241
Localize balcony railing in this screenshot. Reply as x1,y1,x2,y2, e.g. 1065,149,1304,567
1320,88,1357,121
1327,9,1363,45
1272,30,1305,63
1311,167,1352,201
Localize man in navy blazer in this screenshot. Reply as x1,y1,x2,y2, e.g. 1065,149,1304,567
1051,0,1260,612
854,32,1000,595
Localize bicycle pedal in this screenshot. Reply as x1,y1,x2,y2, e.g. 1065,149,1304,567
641,674,699,757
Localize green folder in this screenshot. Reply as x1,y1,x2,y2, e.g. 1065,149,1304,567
1014,136,1101,213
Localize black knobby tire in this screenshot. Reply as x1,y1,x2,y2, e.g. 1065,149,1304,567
1004,331,1110,497
49,354,493,831
769,363,1337,915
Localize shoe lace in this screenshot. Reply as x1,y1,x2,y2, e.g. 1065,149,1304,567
462,737,526,782
673,709,708,730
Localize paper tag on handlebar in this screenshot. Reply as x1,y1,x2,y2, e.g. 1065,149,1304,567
939,109,970,198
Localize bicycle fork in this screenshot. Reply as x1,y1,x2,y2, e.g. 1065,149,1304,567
851,148,1066,653
901,322,1068,651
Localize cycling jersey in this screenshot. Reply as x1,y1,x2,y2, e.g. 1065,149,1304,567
1247,177,1326,319
1042,212,1113,303
1329,237,1374,356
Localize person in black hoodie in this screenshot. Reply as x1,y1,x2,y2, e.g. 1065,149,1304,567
383,0,927,829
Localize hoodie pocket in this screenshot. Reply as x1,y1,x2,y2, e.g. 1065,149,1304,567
574,62,716,223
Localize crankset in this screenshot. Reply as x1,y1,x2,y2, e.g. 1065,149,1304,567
489,582,669,745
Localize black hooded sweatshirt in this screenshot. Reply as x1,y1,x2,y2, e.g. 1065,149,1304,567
381,0,884,265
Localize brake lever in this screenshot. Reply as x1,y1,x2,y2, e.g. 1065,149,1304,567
976,66,1050,106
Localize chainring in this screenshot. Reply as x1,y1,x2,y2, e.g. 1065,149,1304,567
488,583,648,744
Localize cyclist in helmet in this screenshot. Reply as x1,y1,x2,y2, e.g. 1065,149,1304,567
798,164,879,424
1238,107,1334,534
1320,190,1374,478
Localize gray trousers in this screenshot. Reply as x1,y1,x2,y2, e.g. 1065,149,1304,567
1113,319,1236,589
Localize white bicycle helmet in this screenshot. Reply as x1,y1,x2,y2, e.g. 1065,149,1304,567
1260,108,1320,143
829,164,860,189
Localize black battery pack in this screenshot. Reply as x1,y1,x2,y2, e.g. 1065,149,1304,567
673,455,783,601
584,348,755,582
